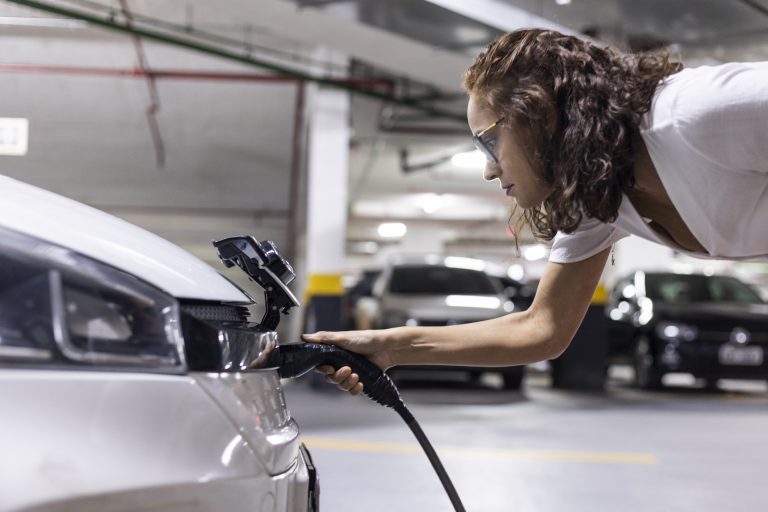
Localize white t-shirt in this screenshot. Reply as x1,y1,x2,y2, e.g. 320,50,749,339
549,62,768,263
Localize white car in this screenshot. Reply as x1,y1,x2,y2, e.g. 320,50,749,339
0,176,318,512
367,256,525,389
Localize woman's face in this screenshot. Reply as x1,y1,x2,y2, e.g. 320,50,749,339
467,94,551,209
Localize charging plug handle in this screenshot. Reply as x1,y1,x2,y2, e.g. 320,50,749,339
267,343,405,411
269,342,466,512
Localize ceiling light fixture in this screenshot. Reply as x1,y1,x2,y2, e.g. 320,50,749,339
507,264,525,281
451,149,486,169
523,244,548,261
422,193,443,214
378,222,407,238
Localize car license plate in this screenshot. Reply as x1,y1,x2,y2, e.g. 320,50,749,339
718,345,764,366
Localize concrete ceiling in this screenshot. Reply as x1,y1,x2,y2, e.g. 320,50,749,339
1,0,767,274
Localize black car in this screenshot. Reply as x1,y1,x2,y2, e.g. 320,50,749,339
606,271,768,389
493,275,537,311
341,269,381,330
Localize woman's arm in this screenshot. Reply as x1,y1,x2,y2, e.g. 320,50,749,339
388,246,611,367
308,247,610,392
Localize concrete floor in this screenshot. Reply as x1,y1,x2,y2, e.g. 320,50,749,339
283,368,768,512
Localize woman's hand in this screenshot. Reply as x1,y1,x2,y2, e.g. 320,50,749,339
302,328,398,395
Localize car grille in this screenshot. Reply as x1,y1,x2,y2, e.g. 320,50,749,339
180,303,250,323
697,330,768,344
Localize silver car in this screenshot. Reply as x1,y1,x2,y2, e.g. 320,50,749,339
0,176,317,512
368,256,525,390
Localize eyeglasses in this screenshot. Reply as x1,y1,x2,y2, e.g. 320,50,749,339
472,117,504,165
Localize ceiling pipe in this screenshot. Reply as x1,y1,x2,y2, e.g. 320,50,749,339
738,0,768,18
0,62,395,88
119,0,165,169
6,0,466,123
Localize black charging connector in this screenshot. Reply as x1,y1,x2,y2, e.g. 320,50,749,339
267,343,466,512
214,236,467,512
267,343,404,410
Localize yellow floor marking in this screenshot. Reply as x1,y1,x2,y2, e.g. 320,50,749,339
302,437,659,465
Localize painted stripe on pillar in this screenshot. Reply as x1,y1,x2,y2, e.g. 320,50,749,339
591,283,609,305
305,273,344,298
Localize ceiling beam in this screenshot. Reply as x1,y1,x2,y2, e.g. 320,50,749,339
6,0,468,122
422,0,593,40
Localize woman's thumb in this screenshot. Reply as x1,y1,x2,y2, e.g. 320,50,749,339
302,331,344,347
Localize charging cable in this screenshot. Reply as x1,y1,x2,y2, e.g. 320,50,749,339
267,343,467,512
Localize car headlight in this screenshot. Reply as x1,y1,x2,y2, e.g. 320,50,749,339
655,321,698,342
0,227,185,371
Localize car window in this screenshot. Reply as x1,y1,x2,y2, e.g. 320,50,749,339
645,274,763,304
388,265,497,295
707,276,763,303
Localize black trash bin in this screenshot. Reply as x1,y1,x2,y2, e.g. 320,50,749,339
550,300,609,391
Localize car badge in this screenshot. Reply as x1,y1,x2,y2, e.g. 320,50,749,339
730,327,750,345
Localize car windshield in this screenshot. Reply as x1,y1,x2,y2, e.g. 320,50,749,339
389,265,497,295
645,274,764,304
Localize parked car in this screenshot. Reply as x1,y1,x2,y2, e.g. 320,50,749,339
341,268,381,330
492,275,536,311
0,176,317,511
368,256,525,389
606,270,768,389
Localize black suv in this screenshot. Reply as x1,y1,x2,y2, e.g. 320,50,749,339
606,271,768,389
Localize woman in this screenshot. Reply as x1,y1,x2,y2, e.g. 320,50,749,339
306,28,768,396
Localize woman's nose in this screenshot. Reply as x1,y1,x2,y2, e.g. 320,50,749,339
483,161,500,182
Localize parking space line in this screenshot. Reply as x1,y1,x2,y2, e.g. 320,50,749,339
302,437,660,464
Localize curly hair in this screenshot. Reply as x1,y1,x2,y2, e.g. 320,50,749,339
462,29,682,241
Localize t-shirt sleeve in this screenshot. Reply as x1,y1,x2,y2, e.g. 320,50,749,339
548,216,630,264
672,62,768,174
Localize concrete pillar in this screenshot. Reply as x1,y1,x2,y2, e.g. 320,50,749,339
301,83,350,333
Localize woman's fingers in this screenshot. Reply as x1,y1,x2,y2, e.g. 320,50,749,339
316,365,335,377
329,366,351,383
315,365,364,393
339,371,359,390
349,382,364,396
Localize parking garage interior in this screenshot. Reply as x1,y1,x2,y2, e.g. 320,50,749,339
1,1,768,511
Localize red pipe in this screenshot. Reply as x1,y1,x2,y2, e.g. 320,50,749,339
0,62,394,89
119,0,165,168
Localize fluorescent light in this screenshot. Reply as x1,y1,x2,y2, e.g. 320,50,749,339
422,193,443,214
351,241,379,254
451,149,486,169
0,118,29,156
378,222,407,238
556,0,572,5
446,295,501,309
444,256,486,271
507,264,525,281
523,244,548,261
0,17,88,28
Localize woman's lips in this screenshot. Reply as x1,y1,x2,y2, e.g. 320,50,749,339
503,184,515,196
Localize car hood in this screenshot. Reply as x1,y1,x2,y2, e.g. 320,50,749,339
0,175,249,302
382,293,507,320
655,302,768,328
